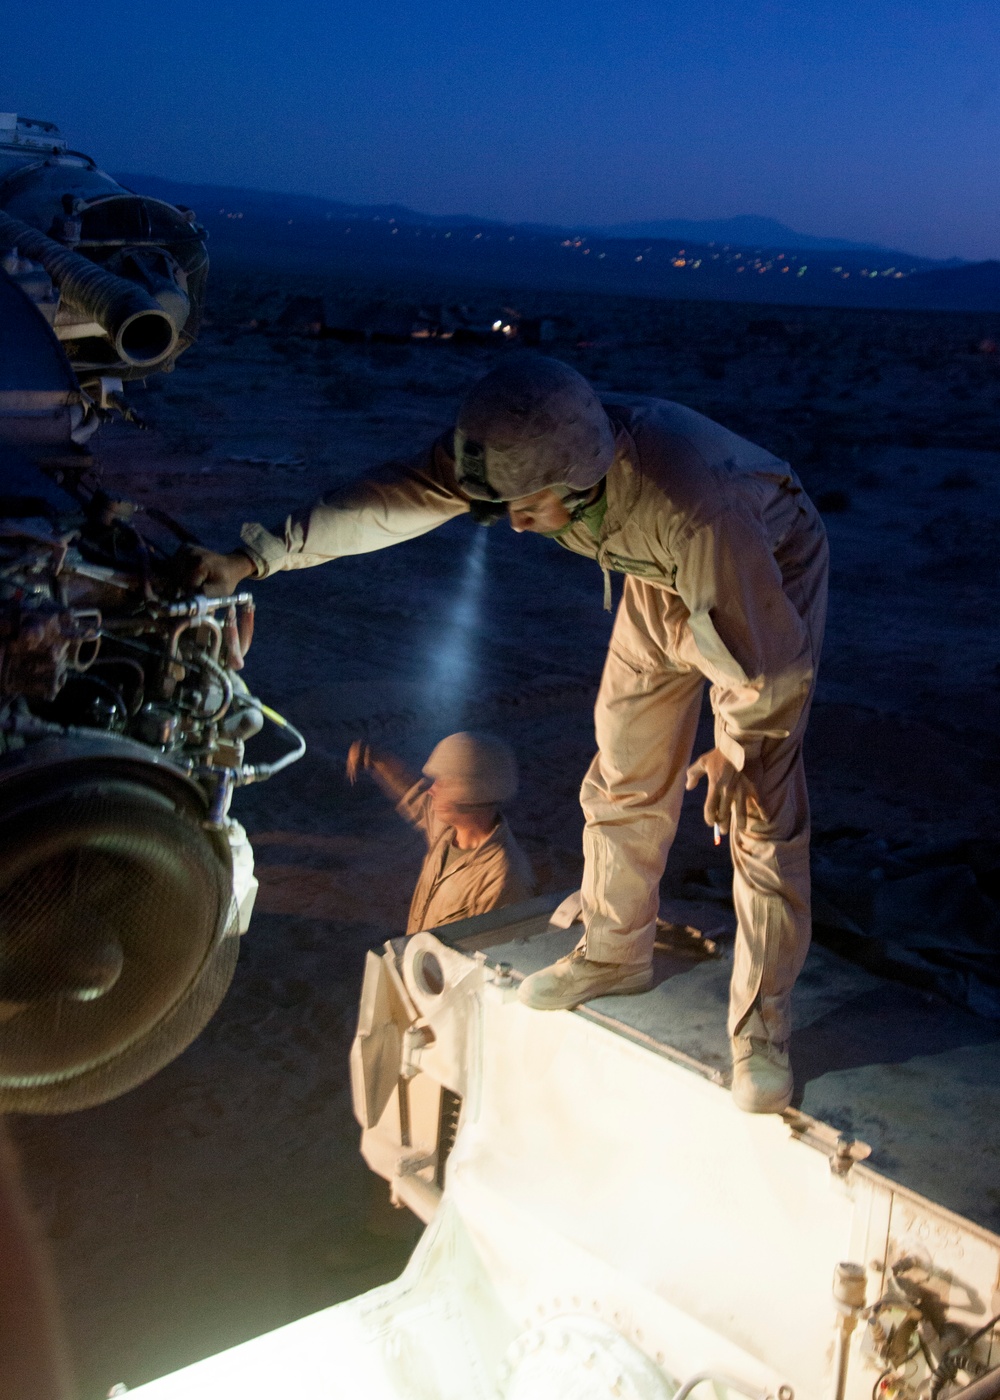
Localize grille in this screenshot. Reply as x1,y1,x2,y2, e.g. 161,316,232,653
0,776,236,1113
435,1088,463,1189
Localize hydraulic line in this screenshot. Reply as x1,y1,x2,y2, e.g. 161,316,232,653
929,1316,1000,1400
196,653,234,724
239,702,306,783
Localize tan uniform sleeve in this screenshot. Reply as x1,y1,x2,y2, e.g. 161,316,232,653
395,780,446,850
239,434,470,576
673,507,814,770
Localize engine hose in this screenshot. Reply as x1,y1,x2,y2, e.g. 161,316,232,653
930,1316,1000,1400
240,703,306,782
0,209,178,367
196,653,234,724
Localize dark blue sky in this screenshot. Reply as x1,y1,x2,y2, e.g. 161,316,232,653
4,1,998,259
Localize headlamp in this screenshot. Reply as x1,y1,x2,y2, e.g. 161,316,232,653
455,439,501,500
468,499,508,526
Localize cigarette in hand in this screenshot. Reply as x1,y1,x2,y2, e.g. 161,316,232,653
713,822,721,846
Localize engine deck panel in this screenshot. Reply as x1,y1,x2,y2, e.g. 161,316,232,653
438,895,1000,1236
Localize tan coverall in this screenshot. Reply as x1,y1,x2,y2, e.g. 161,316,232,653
241,397,828,1046
398,782,534,934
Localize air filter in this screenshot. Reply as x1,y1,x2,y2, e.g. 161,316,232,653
0,740,237,1112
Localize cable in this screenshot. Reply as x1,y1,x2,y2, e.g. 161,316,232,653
965,1314,1000,1349
930,1315,1000,1400
196,653,234,724
239,702,306,782
874,1370,894,1400
88,657,146,715
58,673,128,729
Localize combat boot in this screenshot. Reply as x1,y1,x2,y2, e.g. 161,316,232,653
518,946,653,1011
730,1036,793,1113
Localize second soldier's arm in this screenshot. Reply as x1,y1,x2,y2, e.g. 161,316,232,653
346,741,419,804
346,742,441,849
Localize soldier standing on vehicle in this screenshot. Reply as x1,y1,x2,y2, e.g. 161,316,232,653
188,355,828,1114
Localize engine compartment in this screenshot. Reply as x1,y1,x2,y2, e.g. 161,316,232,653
0,455,302,1112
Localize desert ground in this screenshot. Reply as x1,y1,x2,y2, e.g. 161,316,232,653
10,271,1000,1396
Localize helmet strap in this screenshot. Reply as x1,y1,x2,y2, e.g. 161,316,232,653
559,480,606,522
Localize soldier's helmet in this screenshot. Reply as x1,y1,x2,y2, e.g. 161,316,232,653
455,354,616,503
423,732,518,807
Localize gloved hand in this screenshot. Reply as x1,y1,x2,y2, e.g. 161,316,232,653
346,743,415,802
684,747,740,833
345,740,372,785
178,546,257,597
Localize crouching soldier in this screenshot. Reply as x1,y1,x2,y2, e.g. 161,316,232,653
347,731,534,934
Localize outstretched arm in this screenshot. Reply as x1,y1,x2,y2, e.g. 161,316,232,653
347,742,440,846
184,433,469,594
244,434,468,576
346,741,420,804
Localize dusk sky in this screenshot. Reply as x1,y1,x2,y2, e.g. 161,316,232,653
4,0,998,260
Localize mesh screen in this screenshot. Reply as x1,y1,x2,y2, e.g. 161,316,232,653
0,777,238,1113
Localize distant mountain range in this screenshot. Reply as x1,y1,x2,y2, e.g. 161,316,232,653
114,174,497,233
119,176,917,257
116,173,998,312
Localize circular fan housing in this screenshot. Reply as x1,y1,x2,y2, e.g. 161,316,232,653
0,737,237,1113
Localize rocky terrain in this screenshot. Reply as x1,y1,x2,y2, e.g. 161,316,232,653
10,274,1000,1396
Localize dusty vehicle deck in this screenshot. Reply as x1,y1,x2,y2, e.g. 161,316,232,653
131,894,1000,1399
438,894,1000,1237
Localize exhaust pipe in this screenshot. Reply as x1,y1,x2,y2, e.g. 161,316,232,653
0,210,180,367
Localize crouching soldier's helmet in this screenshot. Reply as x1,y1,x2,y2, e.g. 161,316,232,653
423,732,518,808
455,354,617,504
